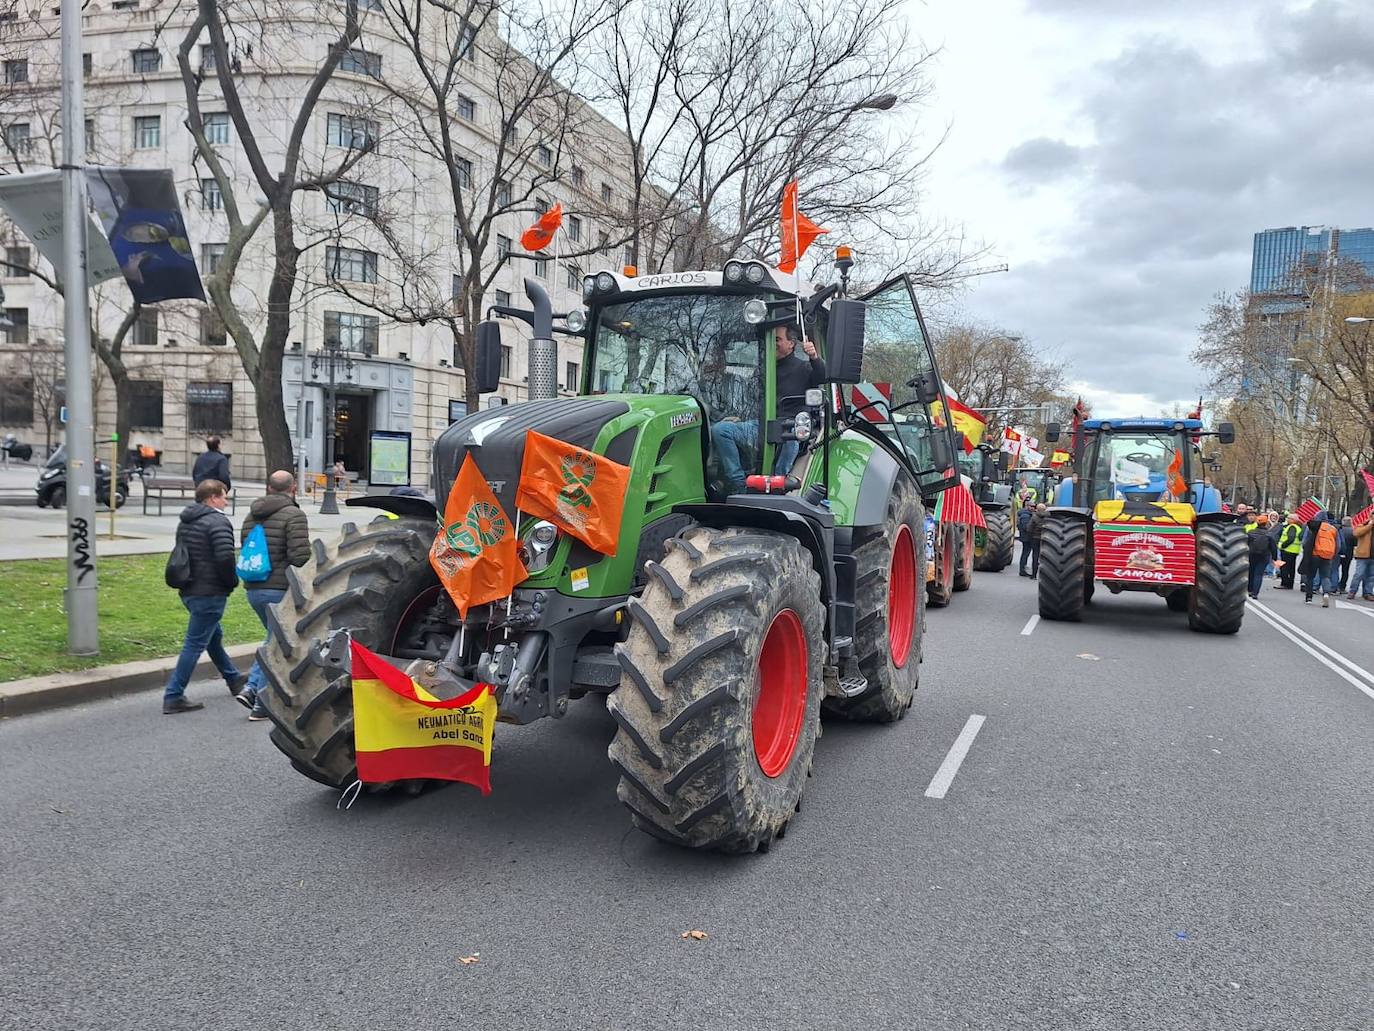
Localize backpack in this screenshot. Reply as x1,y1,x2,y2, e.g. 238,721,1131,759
1314,522,1338,560
236,523,273,583
165,532,192,589
1247,529,1271,559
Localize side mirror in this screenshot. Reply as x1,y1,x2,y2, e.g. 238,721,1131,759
981,450,997,481
907,372,942,405
824,298,866,383
1216,422,1235,445
1044,422,1061,443
928,430,953,474
474,320,503,394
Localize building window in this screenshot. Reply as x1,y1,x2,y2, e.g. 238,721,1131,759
200,307,227,346
133,308,158,347
459,22,477,60
499,345,511,378
600,182,612,204
200,178,223,211
570,165,584,189
323,310,379,354
536,144,552,166
338,47,381,78
496,235,512,260
5,123,30,155
201,242,226,274
533,254,549,279
496,179,511,207
326,181,379,216
451,274,462,300
203,112,230,145
111,0,139,9
456,94,476,120
565,361,579,392
326,112,378,149
564,263,579,290
5,245,31,277
623,245,634,267
495,289,510,307
187,382,233,431
4,307,28,344
567,214,581,242
82,53,92,77
131,48,161,74
597,230,609,253
129,380,163,430
454,155,473,189
4,60,27,85
134,115,161,149
0,377,33,424
84,118,94,153
504,121,517,144
199,43,216,73
534,195,549,214
325,246,378,283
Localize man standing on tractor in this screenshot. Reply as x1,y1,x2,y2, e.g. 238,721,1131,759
711,323,824,491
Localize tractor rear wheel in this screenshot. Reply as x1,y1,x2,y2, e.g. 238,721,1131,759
1189,522,1247,634
257,516,441,788
823,477,924,722
974,509,1014,572
608,526,824,852
953,524,974,592
1038,517,1088,621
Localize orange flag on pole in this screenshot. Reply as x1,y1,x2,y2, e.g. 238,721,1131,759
430,453,527,617
349,640,497,792
516,430,631,555
1168,449,1188,500
778,181,828,274
520,202,563,251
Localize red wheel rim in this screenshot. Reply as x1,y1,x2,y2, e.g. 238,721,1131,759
889,525,917,668
753,609,808,779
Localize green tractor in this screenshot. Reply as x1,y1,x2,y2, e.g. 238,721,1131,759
958,443,1014,572
257,255,960,853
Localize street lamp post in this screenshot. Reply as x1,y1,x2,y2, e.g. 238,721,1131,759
312,338,354,515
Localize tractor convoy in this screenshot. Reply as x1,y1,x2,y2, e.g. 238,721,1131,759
258,252,963,853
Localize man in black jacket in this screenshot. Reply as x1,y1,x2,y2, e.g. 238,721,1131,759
192,436,232,490
163,479,246,714
237,470,311,720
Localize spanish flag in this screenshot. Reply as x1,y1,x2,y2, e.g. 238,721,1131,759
941,394,986,450
1050,450,1071,467
516,429,631,555
350,641,497,792
431,453,527,617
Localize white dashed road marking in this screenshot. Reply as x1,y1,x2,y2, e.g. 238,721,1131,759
1020,614,1040,636
925,714,986,799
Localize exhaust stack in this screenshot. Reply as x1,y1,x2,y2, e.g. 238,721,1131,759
523,277,558,401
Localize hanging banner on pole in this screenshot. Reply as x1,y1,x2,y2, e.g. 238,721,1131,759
85,167,205,303
0,170,121,282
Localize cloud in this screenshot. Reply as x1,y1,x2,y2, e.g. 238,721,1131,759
1270,0,1374,76
1001,137,1082,185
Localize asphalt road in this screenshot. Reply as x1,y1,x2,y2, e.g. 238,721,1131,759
2,563,1371,1031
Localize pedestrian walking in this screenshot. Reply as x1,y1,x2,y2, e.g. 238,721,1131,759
1022,503,1046,579
1276,514,1302,590
1337,516,1356,591
1346,515,1374,600
192,435,232,490
237,470,310,721
162,479,245,713
1017,502,1035,577
1246,514,1277,599
1265,510,1282,577
1302,512,1341,606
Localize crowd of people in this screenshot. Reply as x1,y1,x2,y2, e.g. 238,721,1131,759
1235,503,1372,606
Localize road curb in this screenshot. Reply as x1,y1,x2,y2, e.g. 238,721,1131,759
0,642,259,718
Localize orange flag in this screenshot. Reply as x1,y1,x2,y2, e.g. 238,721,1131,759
778,180,828,274
520,202,563,251
430,453,527,617
1168,449,1188,500
516,429,631,555
350,640,496,792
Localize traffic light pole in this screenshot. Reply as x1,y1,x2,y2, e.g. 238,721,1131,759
60,0,98,654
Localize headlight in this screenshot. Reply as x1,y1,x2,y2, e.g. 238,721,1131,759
595,271,615,293
742,298,768,324
520,520,561,572
39,467,59,480
723,261,744,283
582,275,597,300
566,308,587,333
793,411,812,440
744,262,766,284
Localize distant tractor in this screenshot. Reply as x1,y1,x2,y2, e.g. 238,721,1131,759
958,443,1014,572
1036,417,1245,632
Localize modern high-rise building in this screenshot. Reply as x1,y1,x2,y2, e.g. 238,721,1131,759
1250,225,1374,296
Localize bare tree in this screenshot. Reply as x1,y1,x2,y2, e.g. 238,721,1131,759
932,323,1065,414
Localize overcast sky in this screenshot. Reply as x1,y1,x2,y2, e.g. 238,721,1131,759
914,0,1374,415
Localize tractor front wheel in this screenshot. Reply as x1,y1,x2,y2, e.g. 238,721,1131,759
975,509,1014,572
608,526,824,852
1189,522,1247,634
1038,517,1088,621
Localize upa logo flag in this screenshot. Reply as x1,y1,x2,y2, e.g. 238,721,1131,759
516,430,631,555
349,641,496,792
431,453,527,617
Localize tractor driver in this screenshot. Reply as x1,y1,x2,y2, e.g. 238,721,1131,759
710,323,825,494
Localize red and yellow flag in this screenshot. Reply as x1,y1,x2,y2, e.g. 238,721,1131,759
940,394,986,451
1050,450,1071,467
431,453,527,617
516,430,631,555
778,180,828,274
1167,449,1188,500
350,640,497,792
520,202,563,251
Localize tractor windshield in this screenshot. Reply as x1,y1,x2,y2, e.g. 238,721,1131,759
588,292,766,425
1089,431,1189,502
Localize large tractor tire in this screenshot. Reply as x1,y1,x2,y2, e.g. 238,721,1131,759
823,476,924,723
1189,522,1247,634
974,509,1014,572
608,526,824,853
257,516,440,788
953,524,974,592
1038,517,1089,621
927,523,955,608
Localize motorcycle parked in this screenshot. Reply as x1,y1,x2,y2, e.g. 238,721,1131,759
34,444,129,509
2,434,34,462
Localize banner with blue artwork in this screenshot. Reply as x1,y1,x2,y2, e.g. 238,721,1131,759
85,167,205,303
